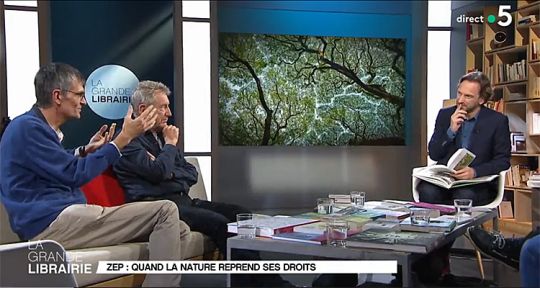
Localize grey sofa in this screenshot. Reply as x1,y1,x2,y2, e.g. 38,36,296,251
0,157,216,287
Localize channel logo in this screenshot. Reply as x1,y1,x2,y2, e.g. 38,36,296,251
85,65,139,120
456,5,513,27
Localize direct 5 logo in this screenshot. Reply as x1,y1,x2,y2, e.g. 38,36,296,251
457,5,513,27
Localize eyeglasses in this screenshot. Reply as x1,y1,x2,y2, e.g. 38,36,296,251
62,89,85,99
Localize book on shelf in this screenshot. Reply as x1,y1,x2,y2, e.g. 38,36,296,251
498,201,514,219
518,15,537,25
510,164,531,187
531,77,540,98
532,113,540,135
271,232,327,245
527,173,540,188
346,229,444,253
227,216,319,237
399,217,457,233
413,148,498,189
511,133,526,152
532,40,539,61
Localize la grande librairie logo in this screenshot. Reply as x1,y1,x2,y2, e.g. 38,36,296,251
27,241,92,274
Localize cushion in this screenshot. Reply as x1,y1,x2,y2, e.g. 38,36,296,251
81,167,125,207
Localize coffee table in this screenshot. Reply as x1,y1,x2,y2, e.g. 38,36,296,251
227,210,498,287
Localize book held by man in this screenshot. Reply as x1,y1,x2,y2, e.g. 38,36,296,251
413,148,498,189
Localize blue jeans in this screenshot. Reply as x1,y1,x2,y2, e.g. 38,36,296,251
520,235,540,287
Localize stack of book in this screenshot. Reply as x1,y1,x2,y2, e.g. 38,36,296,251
328,194,351,204
227,216,319,237
527,173,540,188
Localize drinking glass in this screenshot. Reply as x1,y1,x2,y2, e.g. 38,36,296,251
350,191,366,209
325,218,348,247
454,199,473,222
409,208,431,226
236,213,256,239
317,198,334,214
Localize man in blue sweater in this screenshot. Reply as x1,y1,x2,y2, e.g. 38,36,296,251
0,63,188,287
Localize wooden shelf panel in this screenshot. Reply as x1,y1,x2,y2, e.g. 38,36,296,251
483,219,532,236
468,37,484,44
494,79,528,87
505,186,532,190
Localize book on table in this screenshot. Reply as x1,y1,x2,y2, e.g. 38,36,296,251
271,232,327,245
362,219,401,231
227,216,319,237
413,148,498,189
297,210,386,221
408,202,455,215
293,221,365,235
399,217,457,233
346,229,444,253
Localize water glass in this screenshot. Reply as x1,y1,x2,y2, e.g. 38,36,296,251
236,213,256,239
326,218,348,247
454,199,473,222
350,191,366,209
409,208,431,226
317,198,334,214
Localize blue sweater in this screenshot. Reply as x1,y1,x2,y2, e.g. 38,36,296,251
0,106,121,240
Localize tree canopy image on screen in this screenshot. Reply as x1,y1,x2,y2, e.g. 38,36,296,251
219,33,406,146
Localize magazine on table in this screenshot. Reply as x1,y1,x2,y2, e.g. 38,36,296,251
414,148,497,189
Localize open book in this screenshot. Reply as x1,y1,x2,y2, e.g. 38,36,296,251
414,148,498,189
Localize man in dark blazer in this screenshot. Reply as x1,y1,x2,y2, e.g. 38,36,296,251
410,71,511,285
418,71,511,206
112,81,250,258
113,81,290,287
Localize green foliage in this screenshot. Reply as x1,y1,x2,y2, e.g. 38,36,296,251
219,33,406,146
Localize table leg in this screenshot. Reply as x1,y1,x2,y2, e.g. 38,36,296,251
226,244,232,287
492,216,499,285
401,259,412,287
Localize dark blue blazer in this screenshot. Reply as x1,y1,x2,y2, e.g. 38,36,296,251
428,105,511,177
113,131,198,201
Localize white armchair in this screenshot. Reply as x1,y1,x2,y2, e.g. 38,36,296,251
412,168,508,209
411,167,509,279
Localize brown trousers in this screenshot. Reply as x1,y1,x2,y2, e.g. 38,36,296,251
32,200,189,287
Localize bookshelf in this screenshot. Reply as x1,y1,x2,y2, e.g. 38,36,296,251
463,1,540,236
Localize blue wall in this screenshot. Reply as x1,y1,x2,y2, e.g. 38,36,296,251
50,0,174,148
